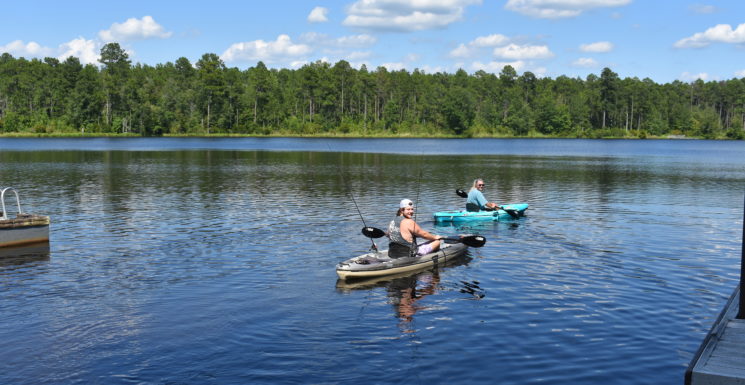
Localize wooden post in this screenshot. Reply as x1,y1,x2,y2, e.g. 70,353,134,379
739,193,745,319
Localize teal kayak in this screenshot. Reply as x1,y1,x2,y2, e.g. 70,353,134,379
433,203,529,223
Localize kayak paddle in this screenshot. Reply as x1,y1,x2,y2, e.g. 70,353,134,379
455,189,520,219
443,235,486,248
361,226,386,238
361,226,486,248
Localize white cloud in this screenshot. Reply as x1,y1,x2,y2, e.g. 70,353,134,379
690,4,717,14
449,34,510,58
58,37,99,64
404,53,420,62
335,34,377,47
221,34,312,65
679,72,710,81
418,64,446,74
289,60,308,69
572,57,598,67
674,23,745,48
735,69,745,78
0,38,102,65
0,40,52,57
347,51,373,61
471,60,526,73
380,62,406,71
449,44,472,58
300,32,377,48
343,0,482,32
98,16,172,42
580,41,613,53
472,34,510,47
494,43,553,60
308,7,329,23
505,0,631,19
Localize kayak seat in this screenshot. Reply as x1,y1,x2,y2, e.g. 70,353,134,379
466,203,480,212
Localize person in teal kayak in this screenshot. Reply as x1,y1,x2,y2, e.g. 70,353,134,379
466,178,499,211
388,198,443,259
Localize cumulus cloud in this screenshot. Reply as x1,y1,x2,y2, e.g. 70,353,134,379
471,60,526,73
336,34,377,47
0,40,52,57
572,57,598,67
58,37,99,64
505,0,631,19
343,0,482,32
418,64,447,74
449,44,472,58
0,38,102,65
308,7,329,23
735,69,745,78
579,41,613,52
98,16,172,42
674,23,745,48
221,34,312,65
472,34,510,47
300,32,377,48
380,62,406,71
347,51,373,61
449,33,510,58
494,43,553,60
679,72,710,81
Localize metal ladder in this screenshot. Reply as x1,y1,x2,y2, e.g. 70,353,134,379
0,187,23,220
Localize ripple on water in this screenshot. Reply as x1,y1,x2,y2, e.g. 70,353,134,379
0,144,743,384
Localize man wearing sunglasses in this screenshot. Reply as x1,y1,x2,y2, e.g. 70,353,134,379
466,178,499,212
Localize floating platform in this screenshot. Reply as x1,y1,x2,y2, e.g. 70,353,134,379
0,187,50,248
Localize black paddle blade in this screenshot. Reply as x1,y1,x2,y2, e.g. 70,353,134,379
460,235,486,248
500,206,520,219
361,226,386,238
456,189,468,198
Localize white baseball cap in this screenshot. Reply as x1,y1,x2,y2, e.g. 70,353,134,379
399,198,414,208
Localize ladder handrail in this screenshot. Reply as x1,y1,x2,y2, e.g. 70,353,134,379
0,187,23,220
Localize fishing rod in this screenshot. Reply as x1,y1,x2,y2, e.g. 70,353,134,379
328,143,379,251
411,154,424,255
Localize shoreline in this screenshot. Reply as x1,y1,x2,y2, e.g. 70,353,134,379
0,132,711,140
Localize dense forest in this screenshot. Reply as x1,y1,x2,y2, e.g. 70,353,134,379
1,42,744,139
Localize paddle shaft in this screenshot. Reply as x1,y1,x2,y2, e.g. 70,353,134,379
362,226,485,248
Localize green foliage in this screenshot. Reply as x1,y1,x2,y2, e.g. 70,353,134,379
0,51,743,139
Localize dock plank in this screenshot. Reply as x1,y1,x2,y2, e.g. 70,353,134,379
688,287,745,385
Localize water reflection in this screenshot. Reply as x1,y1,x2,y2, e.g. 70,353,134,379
0,242,50,268
0,141,742,385
433,219,522,234
336,254,476,332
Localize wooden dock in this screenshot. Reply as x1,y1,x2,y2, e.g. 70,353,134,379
686,285,745,384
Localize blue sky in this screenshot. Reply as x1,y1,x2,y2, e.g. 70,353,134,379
2,1,744,83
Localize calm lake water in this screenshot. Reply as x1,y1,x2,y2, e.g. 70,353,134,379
0,138,744,385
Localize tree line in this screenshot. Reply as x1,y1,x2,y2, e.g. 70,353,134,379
1,42,744,139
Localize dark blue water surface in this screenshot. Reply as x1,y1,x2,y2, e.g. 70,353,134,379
0,138,743,384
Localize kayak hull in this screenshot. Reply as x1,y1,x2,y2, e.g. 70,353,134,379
433,203,528,223
336,242,468,280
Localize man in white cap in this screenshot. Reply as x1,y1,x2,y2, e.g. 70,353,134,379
387,198,443,258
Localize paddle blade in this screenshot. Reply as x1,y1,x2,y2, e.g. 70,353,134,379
361,226,386,238
460,235,486,248
500,206,520,219
456,189,468,198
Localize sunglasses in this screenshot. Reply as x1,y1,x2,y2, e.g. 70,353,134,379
477,184,485,187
